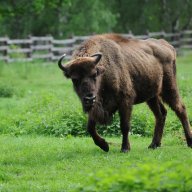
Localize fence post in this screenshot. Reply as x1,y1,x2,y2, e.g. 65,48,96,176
47,35,53,61
0,37,9,62
27,35,33,61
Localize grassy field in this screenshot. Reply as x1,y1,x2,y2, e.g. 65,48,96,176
0,54,192,191
1,135,192,191
0,55,192,137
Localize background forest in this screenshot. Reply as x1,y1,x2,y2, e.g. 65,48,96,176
0,0,192,38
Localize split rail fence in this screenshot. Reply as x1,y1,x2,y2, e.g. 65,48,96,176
0,30,192,62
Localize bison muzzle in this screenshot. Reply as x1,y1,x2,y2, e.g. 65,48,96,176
58,34,192,152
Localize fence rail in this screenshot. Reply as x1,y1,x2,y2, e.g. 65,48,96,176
0,30,192,62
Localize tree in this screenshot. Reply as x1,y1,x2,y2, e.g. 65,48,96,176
111,0,192,34
0,0,117,38
0,0,192,38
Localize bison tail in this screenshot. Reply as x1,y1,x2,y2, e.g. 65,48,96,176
173,59,176,76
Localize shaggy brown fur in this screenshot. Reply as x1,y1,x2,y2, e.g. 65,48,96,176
58,34,192,152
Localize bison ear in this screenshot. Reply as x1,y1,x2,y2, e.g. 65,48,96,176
63,66,71,78
91,53,102,65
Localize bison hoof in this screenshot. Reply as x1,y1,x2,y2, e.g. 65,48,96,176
120,148,130,153
99,142,109,152
121,144,130,153
187,142,192,148
148,142,161,149
94,138,109,152
96,139,109,152
186,138,192,148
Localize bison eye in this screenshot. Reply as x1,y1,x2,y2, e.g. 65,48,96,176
72,78,79,86
90,72,97,81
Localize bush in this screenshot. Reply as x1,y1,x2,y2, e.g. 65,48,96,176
0,89,187,137
97,111,153,137
0,92,88,137
0,83,14,97
75,161,192,192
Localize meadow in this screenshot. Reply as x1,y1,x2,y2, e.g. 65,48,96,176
0,54,192,191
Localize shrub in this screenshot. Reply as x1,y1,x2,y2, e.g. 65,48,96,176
0,83,14,97
0,89,188,137
0,92,88,137
75,161,192,192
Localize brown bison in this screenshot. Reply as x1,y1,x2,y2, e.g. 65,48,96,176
58,34,192,152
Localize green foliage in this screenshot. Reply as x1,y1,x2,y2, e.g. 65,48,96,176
1,1,192,38
112,0,192,34
0,88,185,137
9,92,87,136
0,0,117,38
0,54,192,137
75,162,192,192
0,83,14,97
65,0,117,36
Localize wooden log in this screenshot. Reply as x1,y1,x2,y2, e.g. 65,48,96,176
8,48,31,53
32,53,53,59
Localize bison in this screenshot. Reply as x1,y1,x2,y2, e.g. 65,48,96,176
58,34,192,152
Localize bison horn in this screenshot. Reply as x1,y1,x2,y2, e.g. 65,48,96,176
91,53,102,65
58,53,67,71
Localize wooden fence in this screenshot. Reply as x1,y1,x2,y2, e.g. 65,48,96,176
0,30,192,62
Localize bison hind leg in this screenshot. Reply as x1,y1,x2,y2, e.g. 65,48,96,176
162,87,192,147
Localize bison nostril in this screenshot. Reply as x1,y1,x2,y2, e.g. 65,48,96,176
84,94,96,103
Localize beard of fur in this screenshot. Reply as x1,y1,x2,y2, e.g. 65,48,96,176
89,100,113,125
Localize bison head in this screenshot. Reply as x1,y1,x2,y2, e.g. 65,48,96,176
58,53,105,112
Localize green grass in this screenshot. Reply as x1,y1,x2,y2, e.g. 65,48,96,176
0,55,192,191
0,55,192,137
0,135,192,191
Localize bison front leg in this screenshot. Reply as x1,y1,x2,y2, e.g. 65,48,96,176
87,117,109,152
147,97,167,149
119,104,133,153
